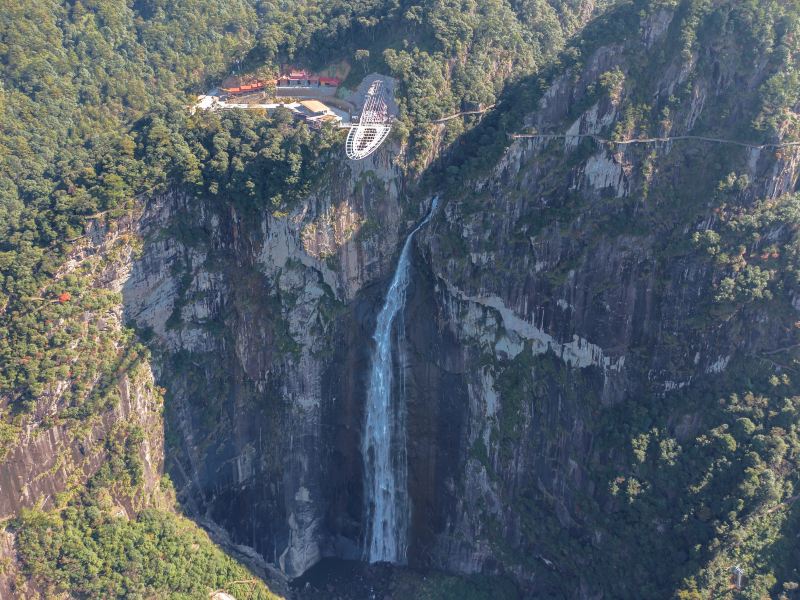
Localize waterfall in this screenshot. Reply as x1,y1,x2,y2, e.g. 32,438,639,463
362,197,438,564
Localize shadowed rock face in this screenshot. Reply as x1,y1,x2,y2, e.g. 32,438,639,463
121,5,800,598
123,150,415,578
402,7,800,597
319,285,376,560
401,249,471,564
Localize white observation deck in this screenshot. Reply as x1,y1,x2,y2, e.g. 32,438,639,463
345,79,393,160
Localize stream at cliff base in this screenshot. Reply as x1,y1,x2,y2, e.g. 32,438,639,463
362,198,438,564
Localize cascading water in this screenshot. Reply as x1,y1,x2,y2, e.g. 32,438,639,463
362,197,438,564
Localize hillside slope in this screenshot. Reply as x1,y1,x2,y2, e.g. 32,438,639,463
2,0,800,598
0,0,605,596
414,0,800,596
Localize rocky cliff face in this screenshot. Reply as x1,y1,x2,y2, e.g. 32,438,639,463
123,148,424,577
123,3,800,597
0,214,165,513
0,214,166,597
407,4,800,596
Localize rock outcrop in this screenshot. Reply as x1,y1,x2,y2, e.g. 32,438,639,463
121,4,800,598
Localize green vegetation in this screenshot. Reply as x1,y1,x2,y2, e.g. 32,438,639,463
140,107,338,213
493,345,536,463
247,0,615,170
1,0,252,418
598,366,800,598
3,0,800,598
0,0,609,425
0,1,332,595
15,501,279,599
12,414,280,599
482,343,800,598
692,190,800,307
0,1,333,424
428,0,800,191
430,1,800,598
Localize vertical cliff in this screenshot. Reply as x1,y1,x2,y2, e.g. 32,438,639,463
109,2,800,599
123,144,427,577
400,2,800,597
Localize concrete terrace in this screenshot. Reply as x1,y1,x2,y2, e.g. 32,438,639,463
191,72,399,158
193,73,397,126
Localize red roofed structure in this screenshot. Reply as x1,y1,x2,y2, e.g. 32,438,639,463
277,67,341,88
221,67,342,95
221,75,271,95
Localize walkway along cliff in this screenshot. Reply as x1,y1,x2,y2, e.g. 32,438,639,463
123,3,800,597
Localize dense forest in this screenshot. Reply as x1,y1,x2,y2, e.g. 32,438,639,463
0,0,605,463
0,1,335,596
0,0,604,596
2,0,800,598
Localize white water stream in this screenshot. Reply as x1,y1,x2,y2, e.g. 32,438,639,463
362,198,438,563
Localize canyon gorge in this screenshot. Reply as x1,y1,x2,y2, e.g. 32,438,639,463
2,0,800,598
